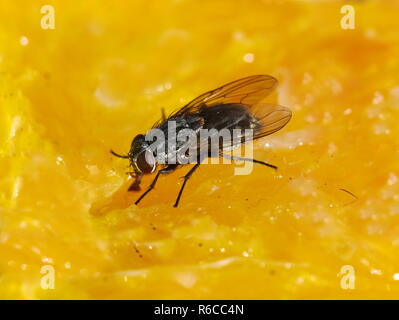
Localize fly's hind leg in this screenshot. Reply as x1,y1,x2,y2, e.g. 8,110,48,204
173,163,201,208
220,153,277,170
135,164,178,205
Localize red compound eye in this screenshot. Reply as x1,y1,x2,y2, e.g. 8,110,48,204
136,150,156,174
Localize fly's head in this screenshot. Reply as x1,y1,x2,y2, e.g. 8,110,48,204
128,134,157,190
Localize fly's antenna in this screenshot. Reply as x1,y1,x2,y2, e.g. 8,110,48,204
110,150,130,159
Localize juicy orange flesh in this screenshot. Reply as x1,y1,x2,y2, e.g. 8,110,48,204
1,0,399,299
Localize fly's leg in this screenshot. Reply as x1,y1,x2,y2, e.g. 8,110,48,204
128,174,143,191
135,164,178,205
161,108,166,121
174,163,201,208
220,153,277,170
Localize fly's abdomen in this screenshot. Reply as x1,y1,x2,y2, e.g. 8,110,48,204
198,104,261,153
200,104,260,131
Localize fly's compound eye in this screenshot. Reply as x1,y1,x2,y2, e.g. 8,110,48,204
136,150,156,174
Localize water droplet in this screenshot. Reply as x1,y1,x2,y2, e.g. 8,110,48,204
243,53,254,63
20,36,29,46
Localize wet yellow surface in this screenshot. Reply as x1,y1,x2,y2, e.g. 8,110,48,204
1,0,399,299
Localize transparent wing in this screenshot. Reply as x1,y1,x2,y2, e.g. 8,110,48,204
252,104,292,140
171,75,278,117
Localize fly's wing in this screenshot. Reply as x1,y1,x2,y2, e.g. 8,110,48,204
251,103,292,140
214,104,291,152
171,75,278,117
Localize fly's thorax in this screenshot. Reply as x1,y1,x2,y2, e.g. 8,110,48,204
146,116,205,166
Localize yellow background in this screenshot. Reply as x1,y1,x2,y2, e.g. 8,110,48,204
1,0,399,299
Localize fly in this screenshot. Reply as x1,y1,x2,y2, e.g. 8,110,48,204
111,75,292,207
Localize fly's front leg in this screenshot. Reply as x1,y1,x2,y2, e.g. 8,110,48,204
135,164,178,205
128,174,143,191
